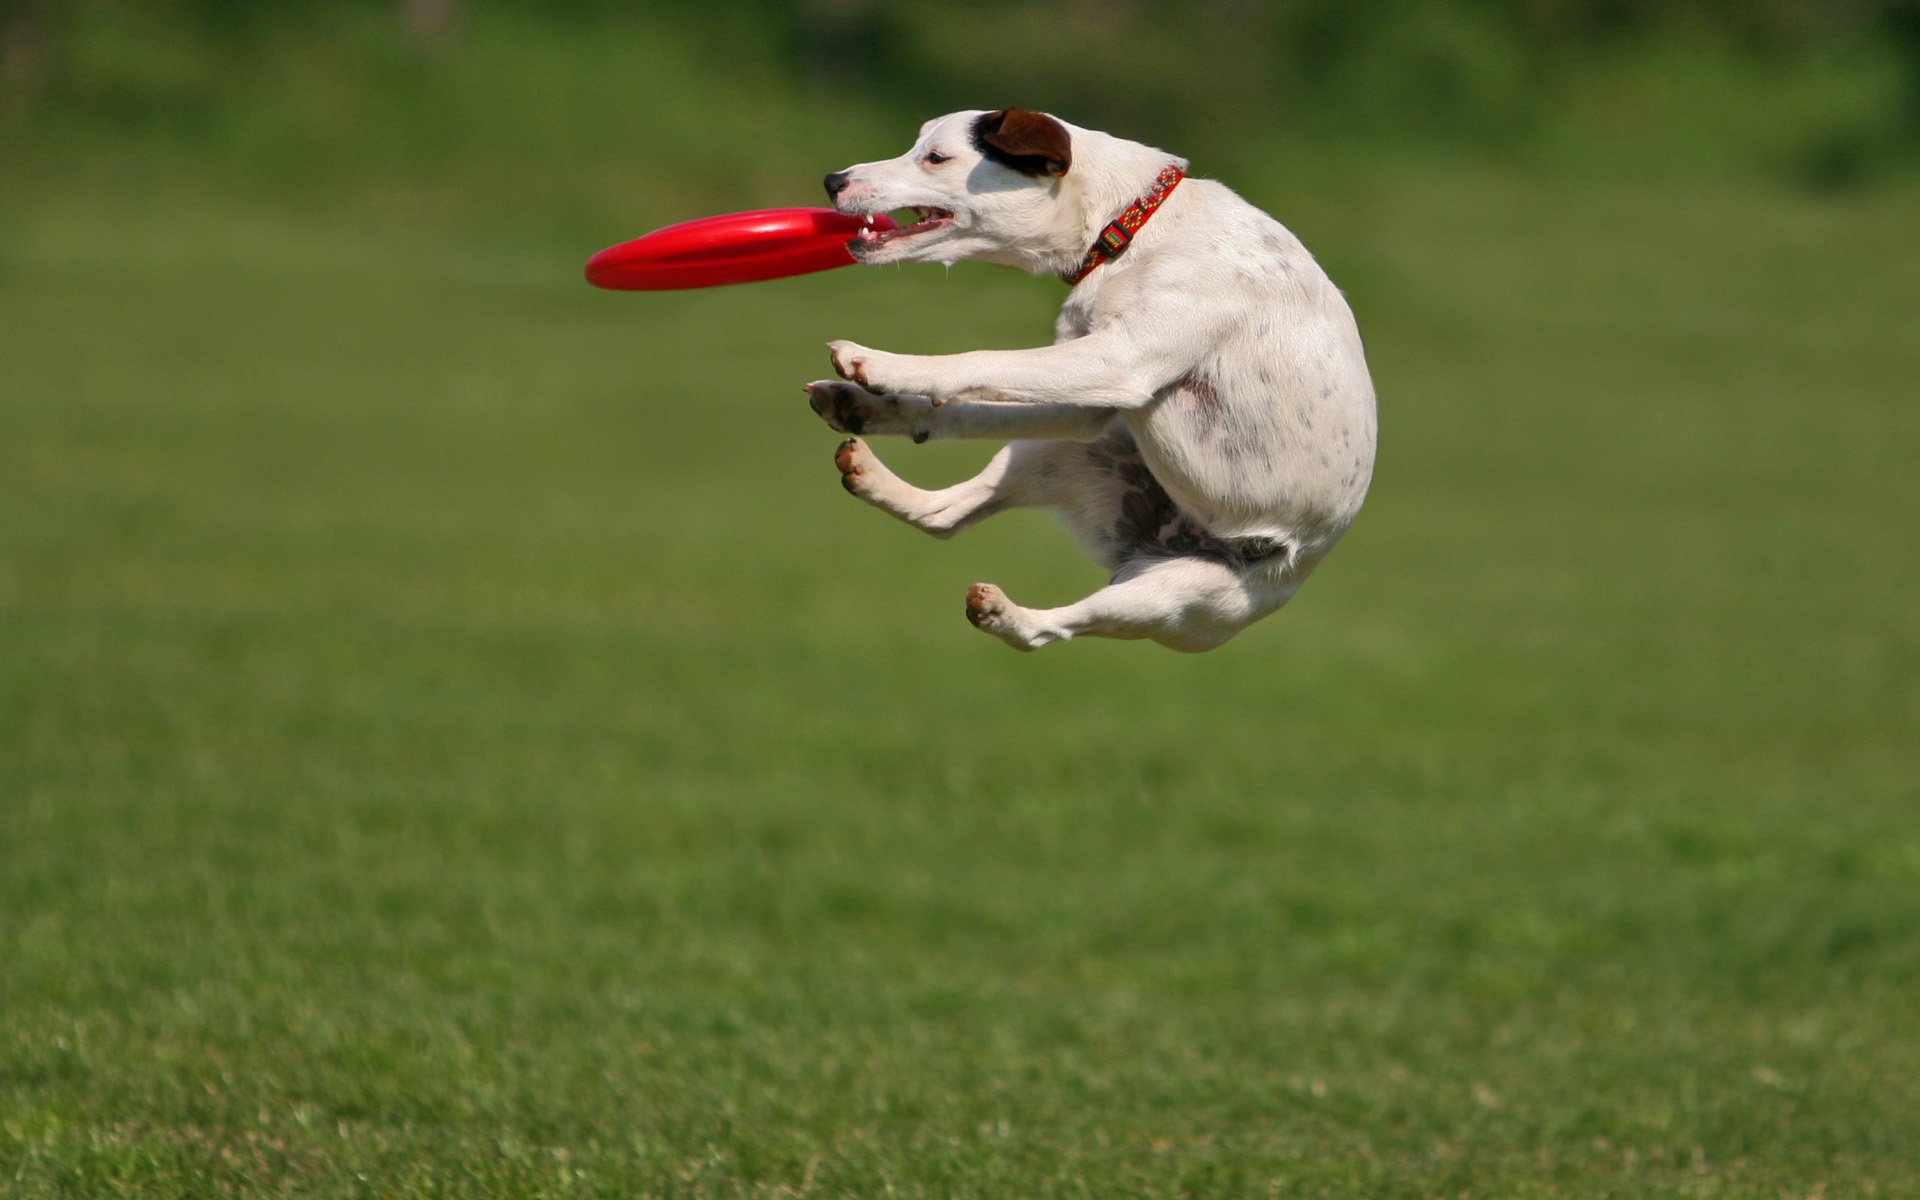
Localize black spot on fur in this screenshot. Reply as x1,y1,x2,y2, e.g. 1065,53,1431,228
1109,453,1290,571
1112,458,1176,549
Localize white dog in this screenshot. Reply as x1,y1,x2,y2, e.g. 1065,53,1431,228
806,109,1375,652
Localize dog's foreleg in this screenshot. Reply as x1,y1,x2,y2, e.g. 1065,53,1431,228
829,328,1199,408
805,381,1115,442
965,556,1284,653
831,436,1077,539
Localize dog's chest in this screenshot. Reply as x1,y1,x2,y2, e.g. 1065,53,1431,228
1055,289,1099,341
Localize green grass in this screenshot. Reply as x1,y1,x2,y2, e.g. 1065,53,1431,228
4,145,1920,1195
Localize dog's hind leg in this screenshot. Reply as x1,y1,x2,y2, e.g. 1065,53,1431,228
833,436,1087,539
965,556,1301,653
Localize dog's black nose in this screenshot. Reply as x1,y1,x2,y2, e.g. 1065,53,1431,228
823,171,851,200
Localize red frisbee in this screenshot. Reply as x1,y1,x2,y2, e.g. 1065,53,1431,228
584,207,898,291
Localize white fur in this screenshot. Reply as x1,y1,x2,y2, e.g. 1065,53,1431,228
807,110,1376,652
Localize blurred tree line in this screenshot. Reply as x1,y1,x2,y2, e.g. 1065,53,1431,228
5,0,1917,188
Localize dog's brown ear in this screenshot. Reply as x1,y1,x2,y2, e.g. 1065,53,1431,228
971,108,1072,177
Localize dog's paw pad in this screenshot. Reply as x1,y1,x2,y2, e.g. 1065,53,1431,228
805,381,864,433
966,584,1037,651
964,583,1001,627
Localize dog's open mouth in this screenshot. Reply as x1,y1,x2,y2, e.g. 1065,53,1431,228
852,207,955,248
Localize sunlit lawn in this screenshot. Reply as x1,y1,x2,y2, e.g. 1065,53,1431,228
3,155,1917,1196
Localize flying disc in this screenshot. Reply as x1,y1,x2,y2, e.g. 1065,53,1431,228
584,207,898,291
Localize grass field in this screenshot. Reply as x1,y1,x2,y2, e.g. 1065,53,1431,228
4,144,1920,1195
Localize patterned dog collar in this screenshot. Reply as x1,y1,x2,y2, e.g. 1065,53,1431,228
1063,164,1187,286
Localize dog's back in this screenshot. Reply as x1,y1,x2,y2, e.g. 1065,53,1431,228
1056,174,1376,568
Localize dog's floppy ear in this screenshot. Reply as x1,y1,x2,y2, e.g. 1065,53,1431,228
971,108,1072,177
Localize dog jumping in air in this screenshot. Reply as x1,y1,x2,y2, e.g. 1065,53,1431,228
805,109,1376,653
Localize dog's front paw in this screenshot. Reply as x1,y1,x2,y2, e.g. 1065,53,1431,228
827,341,953,406
805,379,876,434
828,340,883,392
804,380,932,442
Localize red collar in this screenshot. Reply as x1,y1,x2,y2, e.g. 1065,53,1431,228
1063,165,1186,286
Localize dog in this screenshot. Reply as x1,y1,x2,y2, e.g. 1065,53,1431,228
805,109,1375,652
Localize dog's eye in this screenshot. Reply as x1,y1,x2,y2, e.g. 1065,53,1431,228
924,151,952,166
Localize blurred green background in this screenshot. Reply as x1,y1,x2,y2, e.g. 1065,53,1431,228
4,2,1919,1196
